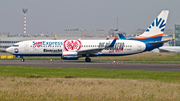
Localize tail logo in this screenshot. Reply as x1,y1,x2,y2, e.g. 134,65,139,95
146,18,166,32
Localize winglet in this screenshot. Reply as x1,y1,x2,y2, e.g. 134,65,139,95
118,33,127,40
108,36,118,47
106,35,110,40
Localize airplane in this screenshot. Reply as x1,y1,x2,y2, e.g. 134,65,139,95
6,10,169,62
159,46,180,53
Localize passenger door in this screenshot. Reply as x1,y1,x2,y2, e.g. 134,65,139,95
24,42,29,51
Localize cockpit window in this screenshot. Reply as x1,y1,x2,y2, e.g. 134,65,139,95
12,45,19,47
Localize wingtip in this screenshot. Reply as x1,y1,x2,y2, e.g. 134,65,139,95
115,36,118,40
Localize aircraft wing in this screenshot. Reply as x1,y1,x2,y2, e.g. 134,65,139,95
159,48,170,52
150,39,171,45
78,48,104,54
78,36,118,55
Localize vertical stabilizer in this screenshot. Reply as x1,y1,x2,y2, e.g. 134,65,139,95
133,10,169,41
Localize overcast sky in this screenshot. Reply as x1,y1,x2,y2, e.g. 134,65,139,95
0,0,179,35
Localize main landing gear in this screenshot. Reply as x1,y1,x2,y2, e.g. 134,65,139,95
85,57,91,62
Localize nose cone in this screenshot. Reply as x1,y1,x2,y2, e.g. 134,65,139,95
6,47,12,53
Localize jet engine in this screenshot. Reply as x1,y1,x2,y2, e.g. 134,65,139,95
62,51,78,60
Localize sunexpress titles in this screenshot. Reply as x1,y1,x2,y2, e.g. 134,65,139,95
33,41,63,46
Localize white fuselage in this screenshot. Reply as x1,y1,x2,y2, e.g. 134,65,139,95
6,39,146,57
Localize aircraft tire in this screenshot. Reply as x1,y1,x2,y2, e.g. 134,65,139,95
21,58,25,62
85,57,91,62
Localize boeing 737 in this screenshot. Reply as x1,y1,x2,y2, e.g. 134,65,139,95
6,10,169,62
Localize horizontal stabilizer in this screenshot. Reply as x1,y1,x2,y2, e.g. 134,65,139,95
150,39,171,45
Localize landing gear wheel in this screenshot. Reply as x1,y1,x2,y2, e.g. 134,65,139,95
85,57,91,62
21,58,25,62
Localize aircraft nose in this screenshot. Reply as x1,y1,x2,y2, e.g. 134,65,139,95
6,47,12,53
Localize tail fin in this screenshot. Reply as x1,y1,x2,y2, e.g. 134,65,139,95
132,10,169,42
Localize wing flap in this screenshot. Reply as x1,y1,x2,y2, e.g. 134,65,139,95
78,48,104,55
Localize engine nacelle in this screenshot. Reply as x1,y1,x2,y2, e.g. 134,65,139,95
62,52,78,60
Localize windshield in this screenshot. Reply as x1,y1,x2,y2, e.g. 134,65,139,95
12,45,19,47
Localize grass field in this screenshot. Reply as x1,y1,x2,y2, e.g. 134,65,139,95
2,52,180,61
0,77,180,101
0,65,180,100
1,65,180,83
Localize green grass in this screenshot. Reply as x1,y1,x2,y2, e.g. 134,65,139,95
0,65,180,83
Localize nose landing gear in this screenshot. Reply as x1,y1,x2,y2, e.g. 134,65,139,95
16,55,25,62
21,58,25,62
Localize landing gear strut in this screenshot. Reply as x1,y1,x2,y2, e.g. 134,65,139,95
85,57,91,62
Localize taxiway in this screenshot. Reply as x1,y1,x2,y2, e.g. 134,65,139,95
0,60,180,72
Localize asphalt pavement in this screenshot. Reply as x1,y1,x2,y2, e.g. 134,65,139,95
0,60,180,72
